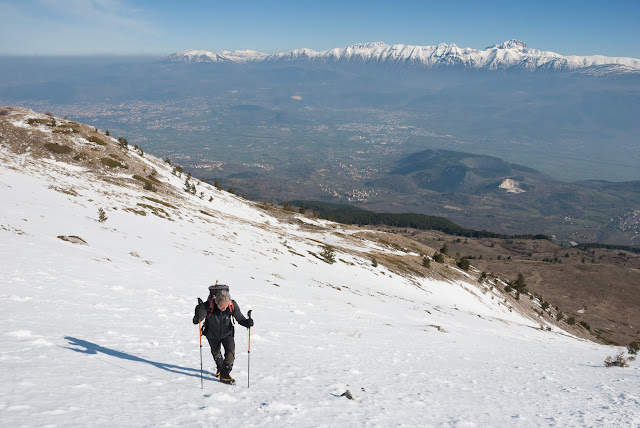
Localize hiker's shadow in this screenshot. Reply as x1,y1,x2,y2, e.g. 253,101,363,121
63,336,216,381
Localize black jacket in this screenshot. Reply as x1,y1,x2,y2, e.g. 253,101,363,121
193,298,251,340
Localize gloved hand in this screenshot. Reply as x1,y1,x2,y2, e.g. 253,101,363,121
240,318,254,328
193,298,207,324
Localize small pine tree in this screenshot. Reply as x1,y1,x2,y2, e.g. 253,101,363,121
300,204,306,215
105,130,110,136
320,245,336,264
98,207,108,223
422,257,431,268
440,244,449,255
371,257,378,267
628,341,639,355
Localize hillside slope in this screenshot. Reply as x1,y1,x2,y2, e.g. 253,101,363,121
1,107,638,426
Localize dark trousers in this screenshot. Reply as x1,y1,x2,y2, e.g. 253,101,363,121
207,334,235,368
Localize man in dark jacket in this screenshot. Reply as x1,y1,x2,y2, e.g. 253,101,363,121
193,285,253,385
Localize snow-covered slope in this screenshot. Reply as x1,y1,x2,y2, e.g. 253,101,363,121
1,108,638,426
162,40,640,74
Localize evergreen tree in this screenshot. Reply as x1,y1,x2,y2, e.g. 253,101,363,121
98,207,108,223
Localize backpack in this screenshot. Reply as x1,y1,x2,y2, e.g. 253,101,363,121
208,283,229,293
207,282,234,316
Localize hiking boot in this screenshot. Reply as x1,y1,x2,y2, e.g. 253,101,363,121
219,365,235,384
219,374,235,385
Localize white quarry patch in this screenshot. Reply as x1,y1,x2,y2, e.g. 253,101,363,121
499,178,526,193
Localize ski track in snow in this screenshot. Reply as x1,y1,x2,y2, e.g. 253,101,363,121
1,134,639,427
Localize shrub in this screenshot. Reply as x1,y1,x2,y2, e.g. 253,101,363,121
0,108,9,116
422,257,430,268
27,118,53,125
100,157,127,168
504,285,513,293
580,320,591,330
440,244,449,255
628,342,639,355
44,143,73,154
456,257,470,271
371,258,378,267
433,252,445,263
566,316,576,325
556,312,564,322
604,351,635,368
86,136,106,146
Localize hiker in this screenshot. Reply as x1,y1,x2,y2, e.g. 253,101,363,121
193,284,253,385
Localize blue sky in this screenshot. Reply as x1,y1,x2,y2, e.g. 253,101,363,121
1,0,638,57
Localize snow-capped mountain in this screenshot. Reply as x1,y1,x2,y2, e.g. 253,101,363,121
1,107,638,426
162,40,640,73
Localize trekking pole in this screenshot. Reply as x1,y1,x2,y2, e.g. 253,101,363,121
247,310,252,389
199,319,203,389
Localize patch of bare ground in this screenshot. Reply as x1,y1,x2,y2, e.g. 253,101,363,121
388,226,640,345
0,107,170,197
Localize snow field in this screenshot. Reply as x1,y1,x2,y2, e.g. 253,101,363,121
1,142,639,427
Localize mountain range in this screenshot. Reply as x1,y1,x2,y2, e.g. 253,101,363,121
163,40,640,74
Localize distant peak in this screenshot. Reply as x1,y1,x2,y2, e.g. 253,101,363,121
490,40,528,50
347,41,387,50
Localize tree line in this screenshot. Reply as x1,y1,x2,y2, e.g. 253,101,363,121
292,200,551,241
